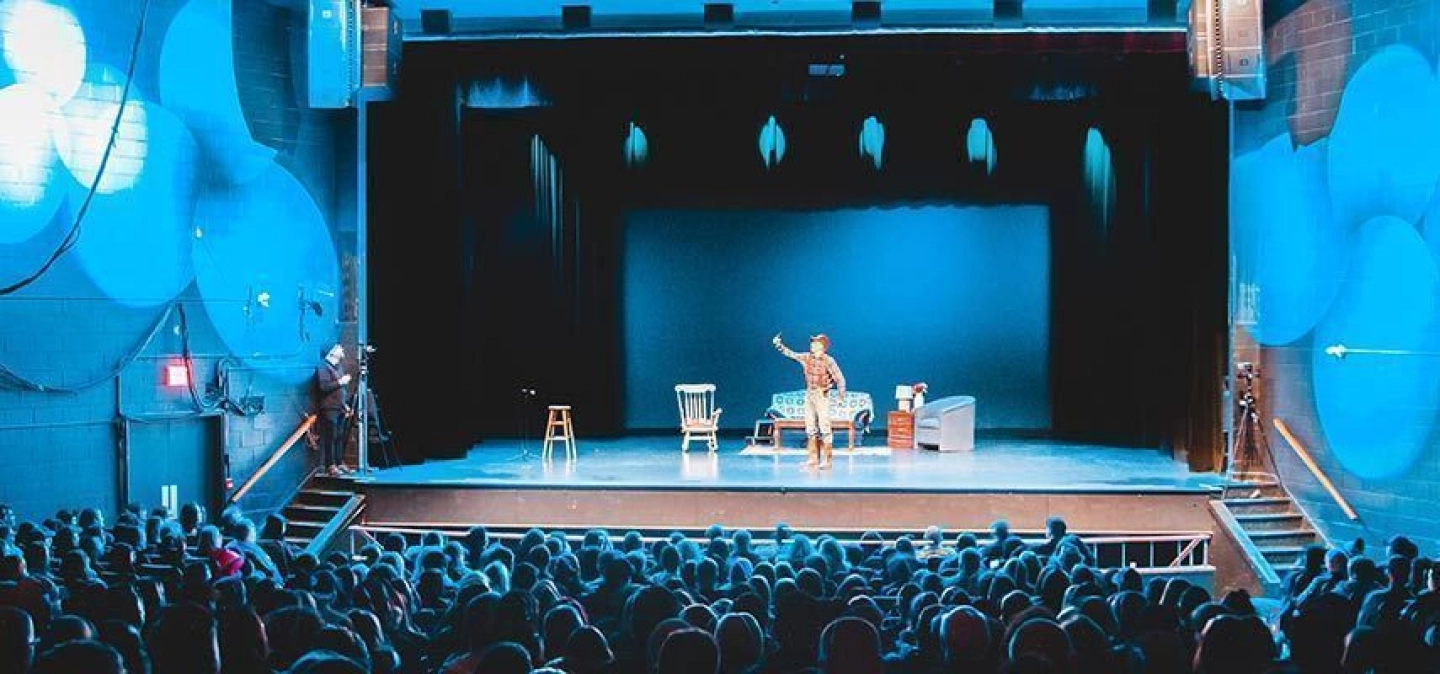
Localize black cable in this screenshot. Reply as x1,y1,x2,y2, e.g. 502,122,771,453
175,303,218,413
0,0,154,296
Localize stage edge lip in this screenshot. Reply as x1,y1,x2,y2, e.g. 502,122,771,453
347,479,1221,496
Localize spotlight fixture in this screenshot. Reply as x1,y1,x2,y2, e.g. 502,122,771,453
420,9,451,35
562,5,591,30
704,3,734,26
852,1,881,26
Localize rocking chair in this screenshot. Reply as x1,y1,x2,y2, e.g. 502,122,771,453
675,384,723,452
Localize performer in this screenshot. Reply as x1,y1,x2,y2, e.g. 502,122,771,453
772,333,847,469
314,343,352,476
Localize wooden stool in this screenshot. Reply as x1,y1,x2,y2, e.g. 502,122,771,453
542,405,577,461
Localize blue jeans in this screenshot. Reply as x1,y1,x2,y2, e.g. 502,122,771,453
319,410,346,467
803,389,833,444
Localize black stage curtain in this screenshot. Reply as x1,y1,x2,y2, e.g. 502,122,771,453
370,40,1228,466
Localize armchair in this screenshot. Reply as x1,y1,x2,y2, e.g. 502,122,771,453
913,396,976,452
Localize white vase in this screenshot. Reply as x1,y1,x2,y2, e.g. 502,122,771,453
914,393,926,408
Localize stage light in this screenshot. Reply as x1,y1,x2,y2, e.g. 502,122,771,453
0,0,87,104
164,362,190,388
759,115,786,170
0,83,65,243
1083,126,1115,234
1324,344,1347,359
965,118,996,175
256,290,271,309
54,66,150,194
624,121,648,167
858,115,884,171
464,77,548,109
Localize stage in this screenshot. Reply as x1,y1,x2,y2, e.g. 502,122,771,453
348,434,1256,591
359,435,1223,494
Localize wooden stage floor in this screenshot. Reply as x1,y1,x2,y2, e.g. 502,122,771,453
356,435,1223,494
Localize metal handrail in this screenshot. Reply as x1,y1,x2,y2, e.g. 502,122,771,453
307,497,365,557
352,520,1212,539
352,523,1211,573
229,414,317,504
1272,418,1359,521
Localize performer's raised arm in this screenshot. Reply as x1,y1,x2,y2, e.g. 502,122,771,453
773,333,803,361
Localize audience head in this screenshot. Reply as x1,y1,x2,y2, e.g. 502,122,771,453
819,617,883,674
33,641,123,674
656,627,718,674
0,606,35,674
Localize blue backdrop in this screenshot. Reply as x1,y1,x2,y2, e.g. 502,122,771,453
622,205,1051,430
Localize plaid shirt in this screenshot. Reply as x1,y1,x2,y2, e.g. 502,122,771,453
777,345,846,393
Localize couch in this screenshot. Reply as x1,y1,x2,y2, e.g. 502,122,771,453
766,390,874,446
914,395,976,452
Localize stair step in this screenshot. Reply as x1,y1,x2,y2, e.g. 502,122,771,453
1261,546,1307,566
1249,529,1319,547
296,490,354,507
311,476,357,489
1249,528,1315,537
1234,513,1305,530
287,521,327,532
1225,483,1285,498
302,489,355,497
285,504,342,515
1222,497,1295,514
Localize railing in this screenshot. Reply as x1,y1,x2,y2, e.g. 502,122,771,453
307,497,366,558
1272,418,1359,521
1209,500,1281,589
229,414,317,504
349,523,1211,573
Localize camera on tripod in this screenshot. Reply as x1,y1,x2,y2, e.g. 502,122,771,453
1234,362,1259,410
357,343,376,375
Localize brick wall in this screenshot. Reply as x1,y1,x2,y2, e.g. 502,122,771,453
1234,0,1440,554
0,0,356,521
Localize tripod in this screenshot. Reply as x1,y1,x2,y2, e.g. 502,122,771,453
350,346,399,473
1224,362,1276,493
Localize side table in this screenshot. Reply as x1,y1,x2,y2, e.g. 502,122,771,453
887,411,914,449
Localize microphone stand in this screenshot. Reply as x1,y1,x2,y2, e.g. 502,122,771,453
512,388,539,462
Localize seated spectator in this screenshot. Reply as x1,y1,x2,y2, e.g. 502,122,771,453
32,640,124,674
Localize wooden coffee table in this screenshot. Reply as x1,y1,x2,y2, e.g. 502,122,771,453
771,418,858,449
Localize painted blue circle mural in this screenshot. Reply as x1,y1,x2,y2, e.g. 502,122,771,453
1328,45,1440,228
192,162,341,382
72,101,199,307
1233,135,1346,345
1422,181,1440,267
1313,216,1440,480
158,0,275,186
0,83,67,244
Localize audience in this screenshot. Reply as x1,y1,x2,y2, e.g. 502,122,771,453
0,502,1435,673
